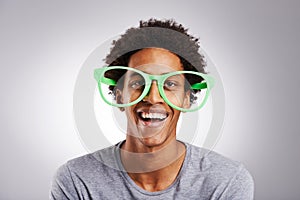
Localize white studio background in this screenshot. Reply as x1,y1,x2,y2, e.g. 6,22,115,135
0,1,299,199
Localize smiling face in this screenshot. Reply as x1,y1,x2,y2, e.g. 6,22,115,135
117,48,190,148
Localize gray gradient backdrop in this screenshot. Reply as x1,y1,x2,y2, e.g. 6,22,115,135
0,1,299,199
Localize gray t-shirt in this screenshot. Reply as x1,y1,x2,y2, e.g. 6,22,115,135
50,142,254,199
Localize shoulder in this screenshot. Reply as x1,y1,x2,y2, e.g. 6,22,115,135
50,146,118,199
185,144,254,199
50,144,121,199
66,144,120,172
187,144,251,177
52,144,120,186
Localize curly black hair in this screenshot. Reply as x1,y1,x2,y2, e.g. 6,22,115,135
104,18,207,104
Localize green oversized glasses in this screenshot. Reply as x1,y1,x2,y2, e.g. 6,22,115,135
94,66,215,112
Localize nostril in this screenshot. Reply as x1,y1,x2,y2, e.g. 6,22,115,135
141,81,164,104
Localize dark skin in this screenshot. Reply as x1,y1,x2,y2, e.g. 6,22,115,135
118,48,188,191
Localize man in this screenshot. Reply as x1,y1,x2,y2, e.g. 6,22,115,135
50,19,254,199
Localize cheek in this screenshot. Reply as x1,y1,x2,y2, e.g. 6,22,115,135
122,89,143,103
125,107,137,122
183,91,191,108
121,89,130,103
165,91,187,106
174,111,181,119
168,111,181,130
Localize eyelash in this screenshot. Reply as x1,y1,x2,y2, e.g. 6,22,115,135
164,81,176,87
130,80,145,89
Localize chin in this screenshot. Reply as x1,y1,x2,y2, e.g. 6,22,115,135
138,132,174,149
140,138,163,147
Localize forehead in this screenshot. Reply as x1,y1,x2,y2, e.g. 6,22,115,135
128,48,183,74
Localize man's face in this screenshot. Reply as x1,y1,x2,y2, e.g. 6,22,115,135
117,48,190,148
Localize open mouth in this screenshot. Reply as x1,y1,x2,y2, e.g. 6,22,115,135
137,112,168,122
135,105,170,128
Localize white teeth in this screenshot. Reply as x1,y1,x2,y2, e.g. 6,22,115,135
140,112,167,119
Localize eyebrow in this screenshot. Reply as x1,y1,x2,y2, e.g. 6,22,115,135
129,70,180,77
128,71,143,78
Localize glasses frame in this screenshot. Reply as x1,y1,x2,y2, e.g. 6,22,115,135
94,66,215,112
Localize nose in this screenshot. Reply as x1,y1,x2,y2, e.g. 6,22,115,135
143,81,164,104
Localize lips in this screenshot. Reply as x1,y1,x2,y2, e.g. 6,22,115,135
135,107,169,127
139,112,167,121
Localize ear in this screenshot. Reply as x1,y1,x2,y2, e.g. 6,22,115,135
116,88,125,112
183,90,191,110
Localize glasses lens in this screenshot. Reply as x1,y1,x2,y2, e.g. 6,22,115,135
98,68,209,110
162,72,208,111
99,68,146,106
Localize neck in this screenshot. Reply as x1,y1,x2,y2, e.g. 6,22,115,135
120,138,185,172
120,139,186,192
127,151,186,192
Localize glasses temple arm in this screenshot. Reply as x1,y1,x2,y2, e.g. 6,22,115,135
100,77,116,86
94,69,117,86
191,82,207,89
191,75,215,89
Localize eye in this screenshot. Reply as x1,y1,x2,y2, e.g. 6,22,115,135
164,80,177,89
130,80,145,89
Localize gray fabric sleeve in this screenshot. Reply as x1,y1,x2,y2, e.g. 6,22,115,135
49,164,79,200
220,165,255,200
